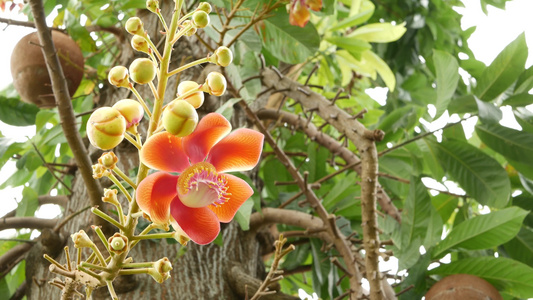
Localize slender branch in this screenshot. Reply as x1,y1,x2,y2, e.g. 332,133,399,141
0,243,32,274
0,216,57,231
28,0,104,226
30,141,73,194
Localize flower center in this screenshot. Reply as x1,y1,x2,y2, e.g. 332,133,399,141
177,162,230,208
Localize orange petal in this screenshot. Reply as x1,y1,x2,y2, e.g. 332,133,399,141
140,132,190,173
208,174,253,223
136,172,179,225
183,113,231,164
207,128,264,173
306,0,322,11
170,197,220,245
289,0,310,27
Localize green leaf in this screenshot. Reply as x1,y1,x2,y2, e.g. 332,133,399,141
361,50,396,91
475,97,502,123
474,33,528,101
432,206,528,258
503,226,533,267
430,193,459,224
329,5,374,31
432,49,459,118
514,107,533,133
401,177,433,247
16,186,38,217
475,123,533,163
502,93,533,107
514,65,533,94
429,257,533,299
347,22,406,43
262,8,320,64
215,98,242,120
0,96,40,126
326,36,371,53
432,139,510,208
234,199,254,231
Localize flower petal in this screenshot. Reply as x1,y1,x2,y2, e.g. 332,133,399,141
170,197,220,245
207,128,264,173
208,174,253,223
140,132,190,173
183,113,231,164
136,172,179,225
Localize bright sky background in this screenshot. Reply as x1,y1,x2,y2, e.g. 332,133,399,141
0,1,533,297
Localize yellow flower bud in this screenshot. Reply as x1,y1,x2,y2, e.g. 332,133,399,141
202,72,227,96
71,230,93,248
125,17,144,35
162,100,198,137
87,107,127,150
131,35,150,54
129,58,157,85
108,66,130,88
192,11,209,28
146,0,159,13
209,46,233,67
112,99,144,133
197,2,212,13
98,151,118,169
177,81,204,109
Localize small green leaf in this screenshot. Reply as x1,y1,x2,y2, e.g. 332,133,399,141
474,33,528,101
429,256,533,299
503,93,533,107
514,65,533,94
432,49,459,118
347,22,406,43
16,187,39,217
0,96,40,126
262,8,320,64
503,226,533,267
326,36,371,52
432,207,528,258
215,98,242,120
475,97,502,123
234,199,254,231
361,50,396,91
475,123,533,163
329,6,374,31
432,139,510,208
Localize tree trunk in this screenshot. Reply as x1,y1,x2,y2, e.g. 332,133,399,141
25,2,270,299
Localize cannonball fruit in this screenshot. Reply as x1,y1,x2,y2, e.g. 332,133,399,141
425,274,502,300
10,31,84,108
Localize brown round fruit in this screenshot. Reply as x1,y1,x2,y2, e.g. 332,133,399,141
10,31,84,108
425,274,502,300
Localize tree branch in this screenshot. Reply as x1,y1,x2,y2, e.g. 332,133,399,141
28,0,104,224
1,195,69,219
0,243,32,275
0,217,57,231
260,67,384,300
256,109,401,223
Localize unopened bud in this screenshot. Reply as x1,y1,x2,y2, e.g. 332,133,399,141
102,188,119,206
129,58,157,85
98,151,118,169
202,72,227,96
146,0,159,13
182,20,197,37
177,81,204,109
162,100,198,137
131,35,150,53
112,99,144,133
92,163,111,179
87,107,127,150
108,66,130,88
108,233,128,254
71,230,93,248
209,46,233,67
125,17,144,35
197,2,212,13
192,11,209,28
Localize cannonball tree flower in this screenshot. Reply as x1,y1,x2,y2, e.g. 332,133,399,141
136,113,264,245
289,0,323,27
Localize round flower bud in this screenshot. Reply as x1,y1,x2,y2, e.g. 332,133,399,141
87,107,127,150
182,20,197,37
129,58,157,85
177,81,204,109
71,230,93,249
98,151,118,169
192,11,209,28
102,188,119,206
203,72,227,96
125,17,145,35
209,46,233,67
108,233,129,255
146,0,159,13
154,257,173,273
197,2,212,13
112,99,144,133
108,66,130,88
131,35,150,54
162,100,198,137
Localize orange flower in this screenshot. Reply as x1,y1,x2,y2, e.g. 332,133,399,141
289,0,323,27
136,113,264,244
